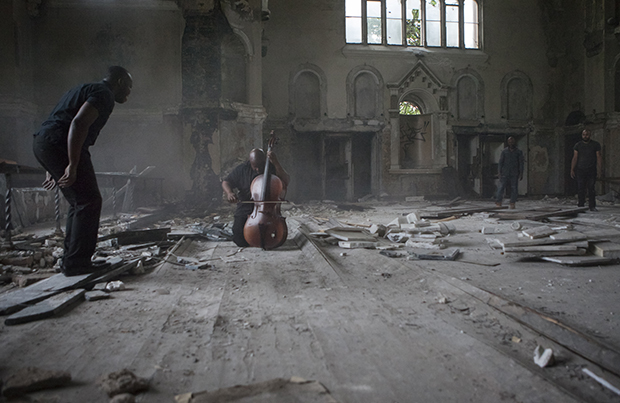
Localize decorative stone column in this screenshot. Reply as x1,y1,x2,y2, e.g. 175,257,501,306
181,7,229,207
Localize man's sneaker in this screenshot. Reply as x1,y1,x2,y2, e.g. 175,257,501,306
509,203,516,209
590,207,598,212
495,202,502,207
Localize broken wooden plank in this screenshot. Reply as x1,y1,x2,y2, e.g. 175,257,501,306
4,289,86,325
411,248,460,261
495,206,589,221
98,227,171,245
0,290,56,316
419,205,507,219
325,227,376,242
337,241,377,249
590,241,620,258
541,256,617,266
0,257,123,316
177,377,339,403
522,226,556,239
549,231,588,242
503,245,582,254
498,237,587,248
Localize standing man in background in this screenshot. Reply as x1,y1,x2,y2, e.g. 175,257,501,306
571,128,602,212
33,66,133,276
495,136,524,209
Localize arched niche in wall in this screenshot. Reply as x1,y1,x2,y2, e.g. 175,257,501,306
221,31,248,104
289,64,327,119
613,55,620,112
501,71,533,122
346,65,384,119
449,68,485,123
387,60,449,171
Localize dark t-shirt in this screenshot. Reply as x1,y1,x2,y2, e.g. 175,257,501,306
224,161,275,216
36,81,115,148
574,140,601,171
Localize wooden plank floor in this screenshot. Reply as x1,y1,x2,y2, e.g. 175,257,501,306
1,212,619,402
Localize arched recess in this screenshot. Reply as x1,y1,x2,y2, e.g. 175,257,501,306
289,64,327,119
449,68,485,122
613,55,620,112
387,60,449,171
346,65,384,119
501,71,533,121
221,31,248,104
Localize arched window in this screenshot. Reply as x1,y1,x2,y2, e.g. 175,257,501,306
400,100,421,115
507,78,529,121
346,0,480,49
457,76,477,120
294,72,321,119
501,71,532,122
221,33,247,104
615,61,620,112
354,72,379,118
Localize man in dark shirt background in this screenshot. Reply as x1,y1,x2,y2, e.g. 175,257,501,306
571,128,602,211
222,148,290,247
495,136,524,209
32,66,133,276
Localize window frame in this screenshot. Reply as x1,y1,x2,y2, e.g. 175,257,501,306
345,0,480,50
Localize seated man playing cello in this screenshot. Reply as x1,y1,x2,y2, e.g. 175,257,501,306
222,148,290,247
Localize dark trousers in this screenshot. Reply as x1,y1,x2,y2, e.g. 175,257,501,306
575,168,597,209
232,204,253,247
496,175,519,204
33,133,102,271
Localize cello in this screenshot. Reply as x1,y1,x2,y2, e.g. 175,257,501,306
243,131,288,250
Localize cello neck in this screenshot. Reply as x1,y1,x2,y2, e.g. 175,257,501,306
261,143,272,199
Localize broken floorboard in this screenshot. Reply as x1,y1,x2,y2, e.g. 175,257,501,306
98,227,171,246
176,377,339,403
418,205,507,219
494,206,589,221
540,256,617,266
0,257,126,316
4,289,85,326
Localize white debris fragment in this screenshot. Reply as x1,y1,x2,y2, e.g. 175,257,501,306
533,345,554,368
387,233,409,243
106,281,126,292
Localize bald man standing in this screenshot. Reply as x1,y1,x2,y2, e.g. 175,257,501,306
33,66,133,276
222,148,290,247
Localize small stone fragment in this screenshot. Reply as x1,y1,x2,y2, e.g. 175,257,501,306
106,281,126,292
110,393,136,403
85,290,111,301
98,369,149,397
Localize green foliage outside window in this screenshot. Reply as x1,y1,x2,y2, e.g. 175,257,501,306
400,101,421,115
406,9,421,46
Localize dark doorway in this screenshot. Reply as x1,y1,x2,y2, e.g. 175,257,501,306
323,135,351,201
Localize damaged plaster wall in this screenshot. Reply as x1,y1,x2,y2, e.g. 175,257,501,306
262,0,556,199
1,1,190,203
